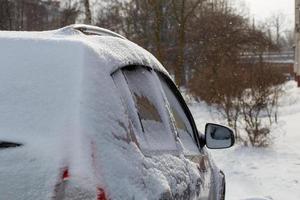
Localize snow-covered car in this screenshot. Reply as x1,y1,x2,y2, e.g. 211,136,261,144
0,25,234,200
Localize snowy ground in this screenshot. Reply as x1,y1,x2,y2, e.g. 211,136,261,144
189,81,300,200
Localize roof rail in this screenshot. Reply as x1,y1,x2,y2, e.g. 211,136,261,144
70,24,127,40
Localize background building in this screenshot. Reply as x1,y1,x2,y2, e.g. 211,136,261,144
295,0,300,86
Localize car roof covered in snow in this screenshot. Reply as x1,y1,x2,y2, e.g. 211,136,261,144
0,24,169,76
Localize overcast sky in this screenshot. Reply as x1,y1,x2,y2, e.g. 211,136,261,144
234,0,294,27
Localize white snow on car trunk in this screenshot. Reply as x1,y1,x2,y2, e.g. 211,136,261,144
190,81,300,200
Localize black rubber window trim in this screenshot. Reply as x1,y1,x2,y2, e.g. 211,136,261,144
155,71,203,148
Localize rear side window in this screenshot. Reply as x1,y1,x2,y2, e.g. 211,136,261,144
158,74,200,155
112,67,177,152
123,69,162,124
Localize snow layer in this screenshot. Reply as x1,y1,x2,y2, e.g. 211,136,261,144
0,29,203,199
190,81,300,200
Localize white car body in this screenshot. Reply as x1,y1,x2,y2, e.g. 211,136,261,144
0,25,227,200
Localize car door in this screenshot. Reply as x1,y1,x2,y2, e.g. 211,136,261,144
155,72,215,200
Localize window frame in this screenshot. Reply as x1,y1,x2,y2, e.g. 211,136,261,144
111,65,181,154
155,71,203,149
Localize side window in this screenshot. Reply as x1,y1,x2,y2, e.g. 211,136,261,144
157,73,200,155
112,67,178,152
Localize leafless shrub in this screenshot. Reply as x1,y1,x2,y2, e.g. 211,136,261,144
189,65,244,139
239,63,285,147
187,1,286,146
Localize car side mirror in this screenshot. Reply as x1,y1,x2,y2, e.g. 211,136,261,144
205,123,235,149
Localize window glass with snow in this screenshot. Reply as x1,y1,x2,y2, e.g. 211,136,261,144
112,66,177,152
157,74,200,155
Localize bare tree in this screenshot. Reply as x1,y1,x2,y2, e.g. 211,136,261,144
83,0,92,24
266,12,287,49
0,0,13,30
149,0,164,62
0,0,79,31
60,0,80,27
170,0,203,86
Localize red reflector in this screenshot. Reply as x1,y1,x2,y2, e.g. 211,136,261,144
97,188,107,200
62,168,69,180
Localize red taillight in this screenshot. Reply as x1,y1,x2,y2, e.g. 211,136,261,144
52,167,69,200
62,168,69,180
92,140,108,200
53,141,108,200
97,187,107,200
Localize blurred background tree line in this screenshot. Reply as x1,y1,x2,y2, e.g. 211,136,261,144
0,0,294,146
